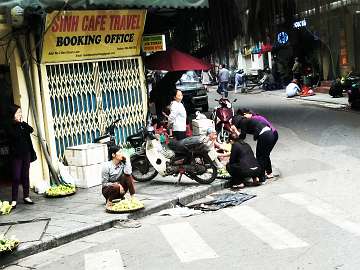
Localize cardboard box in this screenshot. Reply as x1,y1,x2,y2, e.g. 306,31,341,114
69,162,103,188
64,143,108,166
192,119,215,136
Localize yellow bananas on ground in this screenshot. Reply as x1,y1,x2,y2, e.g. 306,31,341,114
217,168,231,178
46,184,76,197
0,234,19,253
108,197,144,212
0,201,12,215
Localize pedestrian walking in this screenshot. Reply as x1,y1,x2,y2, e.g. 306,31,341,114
234,69,245,93
237,108,278,178
217,64,230,97
6,105,36,208
231,115,275,183
101,145,136,208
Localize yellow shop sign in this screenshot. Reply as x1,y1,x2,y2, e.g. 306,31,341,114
41,9,147,63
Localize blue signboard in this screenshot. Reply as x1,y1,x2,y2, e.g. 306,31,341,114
277,32,288,44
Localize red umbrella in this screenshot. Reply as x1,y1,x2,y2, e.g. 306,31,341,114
145,48,211,71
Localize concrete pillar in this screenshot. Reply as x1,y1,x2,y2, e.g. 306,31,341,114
9,37,48,188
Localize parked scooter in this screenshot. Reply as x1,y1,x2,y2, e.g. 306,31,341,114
348,82,360,110
211,97,237,143
127,125,218,184
329,72,360,98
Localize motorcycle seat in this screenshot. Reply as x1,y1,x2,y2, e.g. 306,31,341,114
168,136,208,153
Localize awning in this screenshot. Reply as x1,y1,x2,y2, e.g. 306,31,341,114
0,0,208,9
145,48,211,71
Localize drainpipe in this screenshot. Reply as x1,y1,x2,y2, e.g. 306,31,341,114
15,34,60,185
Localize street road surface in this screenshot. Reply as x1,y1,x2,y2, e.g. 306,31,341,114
5,90,360,270
7,187,360,269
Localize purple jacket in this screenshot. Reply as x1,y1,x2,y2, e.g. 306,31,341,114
252,115,277,133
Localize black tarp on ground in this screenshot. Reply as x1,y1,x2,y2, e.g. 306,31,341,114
188,192,256,211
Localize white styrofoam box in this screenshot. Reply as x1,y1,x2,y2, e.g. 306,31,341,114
64,143,108,166
69,162,103,188
192,119,215,136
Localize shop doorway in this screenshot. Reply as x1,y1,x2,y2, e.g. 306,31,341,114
0,64,12,186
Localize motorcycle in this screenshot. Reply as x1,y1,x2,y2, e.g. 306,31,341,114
211,97,237,143
329,72,360,98
348,82,360,110
127,126,218,184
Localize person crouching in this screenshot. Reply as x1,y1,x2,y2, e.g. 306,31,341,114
226,133,261,188
101,145,135,207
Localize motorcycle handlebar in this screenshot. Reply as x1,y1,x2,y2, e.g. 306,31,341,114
112,118,122,125
104,118,122,135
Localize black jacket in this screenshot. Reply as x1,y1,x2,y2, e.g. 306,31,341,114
229,141,259,169
233,116,267,141
7,121,36,160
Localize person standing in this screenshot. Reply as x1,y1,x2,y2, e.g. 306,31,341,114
237,108,278,178
217,64,230,97
166,89,187,140
7,105,36,208
292,57,302,81
201,70,213,92
231,115,275,183
101,145,136,208
226,132,261,188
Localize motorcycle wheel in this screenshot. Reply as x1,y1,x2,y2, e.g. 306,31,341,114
187,153,218,184
217,129,230,144
131,155,158,182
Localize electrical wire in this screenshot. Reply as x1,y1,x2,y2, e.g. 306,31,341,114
28,2,68,64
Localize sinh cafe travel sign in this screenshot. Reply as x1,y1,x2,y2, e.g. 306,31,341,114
41,10,147,63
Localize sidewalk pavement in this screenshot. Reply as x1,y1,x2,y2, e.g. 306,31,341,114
0,176,230,266
264,89,349,109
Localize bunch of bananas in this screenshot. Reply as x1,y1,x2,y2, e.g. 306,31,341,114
217,168,231,179
0,234,19,253
0,201,12,215
108,197,144,212
46,184,76,197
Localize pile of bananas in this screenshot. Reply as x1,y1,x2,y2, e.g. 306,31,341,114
217,168,231,179
46,184,76,197
0,201,12,215
0,234,19,253
107,197,144,212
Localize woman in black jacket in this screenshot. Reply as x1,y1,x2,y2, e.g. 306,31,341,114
231,115,275,183
7,105,36,208
226,133,261,188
